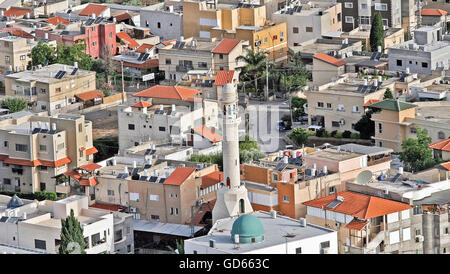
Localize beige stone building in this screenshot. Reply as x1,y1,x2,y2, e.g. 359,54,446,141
0,36,34,74
4,63,97,115
0,111,95,194
305,73,397,132
370,99,450,152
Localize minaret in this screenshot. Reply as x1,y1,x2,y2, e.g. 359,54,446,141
212,83,253,223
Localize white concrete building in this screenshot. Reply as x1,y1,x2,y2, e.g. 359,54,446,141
184,211,338,254
140,2,183,41
0,195,115,254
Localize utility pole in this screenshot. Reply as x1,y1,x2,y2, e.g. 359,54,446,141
121,60,125,104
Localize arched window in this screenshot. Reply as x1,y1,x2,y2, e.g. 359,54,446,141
239,199,245,213
438,131,445,139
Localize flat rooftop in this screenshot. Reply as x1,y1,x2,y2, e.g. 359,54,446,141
413,101,450,124
332,144,393,156
187,211,335,253
307,148,362,161
0,244,50,254
6,63,94,84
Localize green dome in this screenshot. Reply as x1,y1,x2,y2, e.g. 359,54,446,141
231,214,265,243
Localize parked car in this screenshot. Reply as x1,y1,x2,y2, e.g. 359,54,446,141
307,125,323,132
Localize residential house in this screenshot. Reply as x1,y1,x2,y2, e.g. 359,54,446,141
140,2,183,41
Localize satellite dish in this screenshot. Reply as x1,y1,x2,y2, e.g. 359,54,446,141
356,170,373,185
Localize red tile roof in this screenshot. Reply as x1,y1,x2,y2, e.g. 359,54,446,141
117,32,139,48
214,70,235,86
192,126,223,143
313,52,346,67
441,162,450,171
364,99,380,107
420,9,448,16
345,219,368,231
429,138,450,152
80,163,102,172
114,12,131,22
211,39,241,54
64,170,83,180
45,16,70,25
2,157,71,167
202,171,223,189
163,167,196,186
4,7,31,17
90,203,125,212
133,85,201,100
75,90,104,102
136,43,154,53
79,4,108,17
161,39,177,46
10,29,34,39
303,191,412,220
85,147,98,156
131,101,152,108
80,177,99,187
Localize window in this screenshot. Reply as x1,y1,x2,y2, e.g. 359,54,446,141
91,233,101,246
344,2,353,8
20,55,26,60
84,81,89,88
382,19,389,26
157,22,161,28
345,16,354,24
57,143,64,150
39,166,47,171
389,230,400,244
445,227,449,235
422,62,428,68
410,127,417,134
332,121,340,127
438,132,445,139
151,215,160,220
317,102,324,108
219,54,223,59
283,195,290,203
375,3,388,11
170,207,174,215
396,60,402,66
40,88,47,94
166,58,171,64
378,123,382,133
280,32,284,38
3,178,11,185
107,189,114,196
128,124,135,130
402,228,411,241
295,247,302,254
149,194,159,201
159,127,165,132
55,87,61,93
293,27,299,34
306,27,313,32
329,186,336,194
415,229,421,236
39,145,47,152
5,56,10,63
264,37,268,44
326,103,332,109
40,182,46,191
272,173,278,181
401,210,410,220
198,62,207,68
360,3,368,9
360,16,370,25
92,41,97,47
175,208,179,215
34,239,46,250
109,32,112,38
4,141,8,147
352,106,359,112
15,144,28,152
78,123,83,133
115,230,123,242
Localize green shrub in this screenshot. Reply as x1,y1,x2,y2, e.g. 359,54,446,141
350,133,360,139
331,130,338,137
315,128,325,137
342,130,352,139
335,132,343,139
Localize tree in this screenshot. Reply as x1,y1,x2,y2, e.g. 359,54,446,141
383,88,394,99
59,209,87,254
55,39,93,70
239,135,258,151
167,239,184,254
400,127,437,172
2,98,27,113
369,12,385,52
31,41,56,67
354,109,375,139
34,191,57,201
289,128,310,146
237,48,267,95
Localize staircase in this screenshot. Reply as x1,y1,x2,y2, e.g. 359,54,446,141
365,231,385,253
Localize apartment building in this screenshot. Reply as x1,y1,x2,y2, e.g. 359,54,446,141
140,2,183,41
346,167,450,254
0,36,51,74
272,1,342,47
185,211,339,254
369,99,450,152
304,190,415,254
312,52,346,86
4,63,97,115
420,9,448,31
337,0,402,32
305,73,396,132
0,195,115,254
76,156,217,224
111,45,159,77
34,16,117,59
0,111,95,194
388,26,450,75
118,85,219,154
211,39,249,72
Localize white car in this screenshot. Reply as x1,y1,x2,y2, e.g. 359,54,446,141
307,125,323,132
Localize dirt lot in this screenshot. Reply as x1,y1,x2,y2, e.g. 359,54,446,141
84,106,119,140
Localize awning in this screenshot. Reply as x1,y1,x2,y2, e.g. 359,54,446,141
79,177,98,187
3,156,71,167
80,163,102,172
75,90,104,102
133,219,203,237
345,219,368,231
86,147,98,156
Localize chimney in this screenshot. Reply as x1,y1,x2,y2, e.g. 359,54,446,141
51,123,56,131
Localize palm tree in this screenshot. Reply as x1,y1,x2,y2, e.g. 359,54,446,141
237,48,268,95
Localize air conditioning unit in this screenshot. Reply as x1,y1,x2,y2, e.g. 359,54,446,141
130,207,136,213
415,235,424,243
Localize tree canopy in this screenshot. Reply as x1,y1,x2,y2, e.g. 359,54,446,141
289,128,312,146
354,109,375,140
383,88,394,99
31,40,93,70
59,209,87,254
237,48,267,95
400,127,439,172
31,41,56,67
1,98,27,113
369,12,385,52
